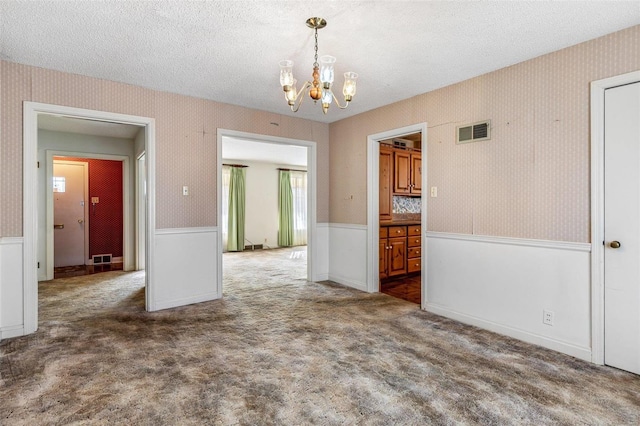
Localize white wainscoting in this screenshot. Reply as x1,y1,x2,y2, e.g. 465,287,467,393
0,237,25,339
153,227,219,311
314,223,329,282
425,232,592,361
328,223,368,292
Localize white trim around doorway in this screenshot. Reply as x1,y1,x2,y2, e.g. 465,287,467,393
23,102,157,335
590,70,640,365
366,123,428,302
45,153,131,281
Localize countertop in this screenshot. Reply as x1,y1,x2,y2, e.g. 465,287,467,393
380,220,422,227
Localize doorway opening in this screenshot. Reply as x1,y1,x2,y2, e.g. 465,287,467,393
51,156,125,278
23,102,157,335
366,123,428,307
378,132,423,304
217,129,317,297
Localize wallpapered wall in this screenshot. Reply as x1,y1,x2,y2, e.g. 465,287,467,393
329,25,640,243
0,62,330,237
56,157,124,258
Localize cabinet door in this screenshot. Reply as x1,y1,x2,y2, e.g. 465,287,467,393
411,153,422,194
379,239,388,279
394,151,411,194
388,236,407,276
379,147,393,220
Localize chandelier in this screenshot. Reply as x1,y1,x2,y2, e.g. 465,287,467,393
279,17,358,114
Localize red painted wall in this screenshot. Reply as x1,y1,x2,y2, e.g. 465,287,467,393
55,157,123,259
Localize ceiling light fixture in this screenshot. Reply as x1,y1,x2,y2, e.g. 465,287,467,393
279,17,358,115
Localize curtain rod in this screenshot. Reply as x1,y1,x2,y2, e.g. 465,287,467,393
223,163,249,168
278,168,307,172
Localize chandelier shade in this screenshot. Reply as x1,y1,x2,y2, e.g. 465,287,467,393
279,17,358,115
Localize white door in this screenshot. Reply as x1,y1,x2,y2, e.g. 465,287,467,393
604,81,640,374
53,161,88,267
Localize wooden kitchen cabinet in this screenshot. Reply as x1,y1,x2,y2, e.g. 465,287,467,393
380,226,407,278
379,146,394,221
393,150,421,195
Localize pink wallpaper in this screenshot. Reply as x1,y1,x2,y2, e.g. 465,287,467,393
0,61,330,236
330,25,640,243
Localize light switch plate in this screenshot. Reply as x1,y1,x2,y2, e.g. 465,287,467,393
183,186,189,196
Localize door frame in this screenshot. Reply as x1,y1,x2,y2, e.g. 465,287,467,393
216,129,318,296
23,102,157,334
590,70,640,365
366,123,428,304
46,153,130,280
50,159,90,271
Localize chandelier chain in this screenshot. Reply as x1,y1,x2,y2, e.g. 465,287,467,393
313,28,319,67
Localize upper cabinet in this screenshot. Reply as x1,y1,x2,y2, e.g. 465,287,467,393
393,150,421,196
379,145,394,221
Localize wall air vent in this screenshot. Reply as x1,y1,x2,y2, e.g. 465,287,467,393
92,254,112,265
456,120,491,144
392,138,416,149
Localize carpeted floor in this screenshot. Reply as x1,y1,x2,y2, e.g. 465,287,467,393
1,247,639,424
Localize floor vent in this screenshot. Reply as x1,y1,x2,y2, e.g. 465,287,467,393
92,254,112,265
244,244,264,251
456,120,491,144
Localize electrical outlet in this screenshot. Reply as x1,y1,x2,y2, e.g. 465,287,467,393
430,186,438,197
543,310,554,326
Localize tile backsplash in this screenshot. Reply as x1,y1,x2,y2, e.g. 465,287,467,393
393,196,422,214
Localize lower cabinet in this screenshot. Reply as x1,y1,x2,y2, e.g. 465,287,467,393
380,224,421,280
380,226,407,278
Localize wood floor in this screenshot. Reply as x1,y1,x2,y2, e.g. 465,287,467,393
380,274,421,304
54,263,123,279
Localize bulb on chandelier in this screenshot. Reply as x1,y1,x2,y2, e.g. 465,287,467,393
279,17,358,114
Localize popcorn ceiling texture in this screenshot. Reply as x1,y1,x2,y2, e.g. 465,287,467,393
0,62,330,236
329,25,640,243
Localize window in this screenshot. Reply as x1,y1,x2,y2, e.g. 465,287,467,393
53,176,66,192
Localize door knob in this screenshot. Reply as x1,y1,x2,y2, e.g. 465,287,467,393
78,219,84,224
610,241,621,249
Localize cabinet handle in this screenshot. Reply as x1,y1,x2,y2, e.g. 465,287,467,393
396,230,401,233
415,239,419,243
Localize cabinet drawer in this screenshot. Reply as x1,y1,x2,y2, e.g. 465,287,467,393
408,226,421,236
380,227,388,238
407,247,421,259
408,236,421,247
389,226,407,237
408,258,421,273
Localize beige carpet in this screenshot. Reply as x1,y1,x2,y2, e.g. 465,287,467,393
1,247,639,425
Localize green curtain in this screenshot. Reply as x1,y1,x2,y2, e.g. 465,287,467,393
278,170,294,247
227,167,246,252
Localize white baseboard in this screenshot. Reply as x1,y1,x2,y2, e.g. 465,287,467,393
425,302,592,361
328,223,368,292
0,237,25,338
425,232,592,360
0,324,25,340
153,227,219,311
154,291,220,311
328,273,368,292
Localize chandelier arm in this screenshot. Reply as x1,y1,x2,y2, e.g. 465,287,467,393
290,81,313,113
330,91,351,109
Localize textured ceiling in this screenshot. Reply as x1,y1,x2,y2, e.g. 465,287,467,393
2,1,639,123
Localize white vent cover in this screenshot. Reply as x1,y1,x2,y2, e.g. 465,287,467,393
456,120,491,144
392,138,416,148
92,254,112,265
